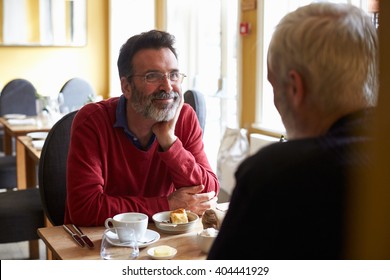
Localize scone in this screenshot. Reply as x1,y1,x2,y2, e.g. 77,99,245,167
170,208,189,224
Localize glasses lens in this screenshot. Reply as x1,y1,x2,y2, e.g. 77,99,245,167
169,72,180,81
145,72,162,83
143,72,185,84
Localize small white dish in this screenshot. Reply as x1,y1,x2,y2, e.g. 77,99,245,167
31,140,45,150
197,228,219,253
147,245,177,260
105,229,160,248
3,114,26,119
27,132,49,140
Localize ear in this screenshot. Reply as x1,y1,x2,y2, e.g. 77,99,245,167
286,70,305,108
120,77,131,99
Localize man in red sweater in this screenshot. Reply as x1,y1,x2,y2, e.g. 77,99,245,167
64,30,219,226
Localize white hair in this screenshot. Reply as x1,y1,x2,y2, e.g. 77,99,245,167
267,3,378,113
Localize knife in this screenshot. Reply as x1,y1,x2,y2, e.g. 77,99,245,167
62,224,85,247
72,224,95,248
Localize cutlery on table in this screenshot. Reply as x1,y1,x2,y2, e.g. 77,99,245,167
62,224,85,247
72,224,95,248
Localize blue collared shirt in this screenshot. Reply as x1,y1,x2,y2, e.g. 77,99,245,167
114,95,156,150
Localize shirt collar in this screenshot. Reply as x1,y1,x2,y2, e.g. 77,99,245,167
114,95,127,128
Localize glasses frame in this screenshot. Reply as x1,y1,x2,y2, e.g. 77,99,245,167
128,71,187,85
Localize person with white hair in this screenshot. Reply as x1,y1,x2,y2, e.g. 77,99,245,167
208,2,378,259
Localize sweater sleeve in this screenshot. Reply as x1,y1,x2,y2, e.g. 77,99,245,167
158,105,220,194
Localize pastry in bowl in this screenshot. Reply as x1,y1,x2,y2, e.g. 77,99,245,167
170,208,189,224
152,210,199,233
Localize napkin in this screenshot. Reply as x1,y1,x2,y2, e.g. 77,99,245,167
7,118,36,126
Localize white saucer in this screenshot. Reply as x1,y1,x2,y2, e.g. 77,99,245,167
106,229,160,248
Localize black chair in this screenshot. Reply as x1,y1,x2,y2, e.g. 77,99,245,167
0,79,37,190
0,78,37,117
59,78,96,113
0,156,17,190
38,110,78,226
184,89,206,133
0,188,44,259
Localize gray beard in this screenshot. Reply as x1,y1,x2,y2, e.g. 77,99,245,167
131,86,180,122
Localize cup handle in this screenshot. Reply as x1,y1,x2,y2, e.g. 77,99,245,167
104,218,114,229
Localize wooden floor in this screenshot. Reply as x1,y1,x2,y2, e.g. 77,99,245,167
0,240,46,260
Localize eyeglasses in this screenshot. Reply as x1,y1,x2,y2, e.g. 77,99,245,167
129,72,187,84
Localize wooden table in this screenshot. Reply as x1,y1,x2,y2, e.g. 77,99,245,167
16,136,41,190
0,117,51,155
38,221,207,260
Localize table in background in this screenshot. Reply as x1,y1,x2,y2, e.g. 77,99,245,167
38,221,207,260
0,117,51,155
16,136,41,190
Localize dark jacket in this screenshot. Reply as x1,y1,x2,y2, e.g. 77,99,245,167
208,108,375,260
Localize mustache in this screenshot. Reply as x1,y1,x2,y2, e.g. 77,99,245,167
151,91,179,100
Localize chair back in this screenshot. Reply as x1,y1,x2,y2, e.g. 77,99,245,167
0,78,37,116
0,156,17,190
183,89,206,133
59,77,96,113
38,110,78,226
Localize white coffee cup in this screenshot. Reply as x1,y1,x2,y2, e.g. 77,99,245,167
104,212,148,242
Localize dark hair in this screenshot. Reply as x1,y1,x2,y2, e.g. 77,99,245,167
117,29,177,78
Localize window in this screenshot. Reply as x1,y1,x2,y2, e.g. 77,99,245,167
108,0,155,97
255,0,369,134
166,0,239,171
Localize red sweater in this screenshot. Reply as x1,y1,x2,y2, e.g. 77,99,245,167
64,97,219,226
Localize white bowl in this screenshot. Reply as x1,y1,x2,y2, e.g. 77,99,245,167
196,228,219,253
152,210,199,234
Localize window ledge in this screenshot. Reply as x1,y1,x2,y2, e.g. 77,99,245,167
251,122,285,138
